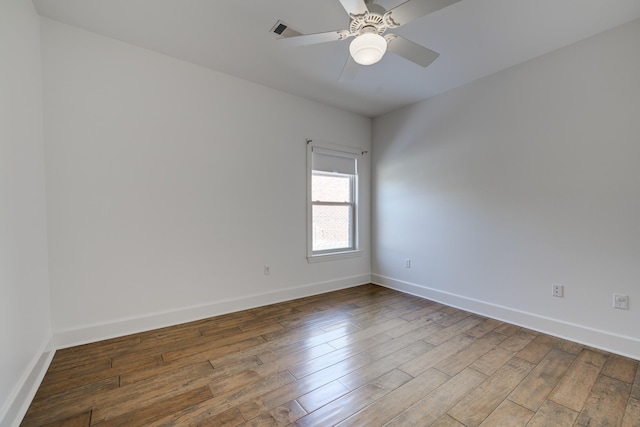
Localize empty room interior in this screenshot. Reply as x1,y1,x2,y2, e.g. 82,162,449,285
2,0,640,426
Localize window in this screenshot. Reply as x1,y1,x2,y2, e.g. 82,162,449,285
312,172,355,252
307,143,362,261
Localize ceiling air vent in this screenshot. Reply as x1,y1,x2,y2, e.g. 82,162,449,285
270,20,302,38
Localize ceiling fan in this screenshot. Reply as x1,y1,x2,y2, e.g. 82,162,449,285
275,0,461,80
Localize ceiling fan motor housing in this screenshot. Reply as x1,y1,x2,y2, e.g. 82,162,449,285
348,3,399,37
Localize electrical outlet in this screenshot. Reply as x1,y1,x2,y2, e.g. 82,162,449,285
552,284,564,297
613,294,628,310
404,259,411,268
264,265,271,275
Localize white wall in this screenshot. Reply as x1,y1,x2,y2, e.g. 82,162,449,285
0,1,53,425
372,19,640,359
40,19,371,346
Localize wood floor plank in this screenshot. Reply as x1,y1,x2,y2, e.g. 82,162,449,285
601,354,639,383
385,368,487,426
209,369,265,397
622,397,640,427
48,336,138,371
204,318,285,336
507,348,575,411
496,330,537,353
434,332,507,376
288,346,364,379
365,322,441,360
41,356,112,382
294,369,412,426
192,310,257,331
162,336,266,364
235,373,327,421
239,400,307,427
196,407,246,427
466,318,502,338
120,359,215,386
399,301,446,322
515,334,560,364
161,332,267,363
492,323,521,337
633,363,640,400
257,342,335,369
556,338,584,355
95,386,213,427
260,323,364,357
40,411,91,427
296,380,350,413
547,348,608,411
276,309,353,331
447,357,535,427
478,399,533,426
89,362,218,424
575,374,632,426
425,315,483,346
132,325,203,350
236,352,373,421
21,376,120,426
327,317,408,349
525,400,579,427
470,347,516,377
320,318,358,332
436,308,472,328
300,351,374,384
339,340,432,390
21,285,640,427
399,333,476,377
335,368,450,426
384,315,441,339
110,353,163,370
34,365,119,401
148,371,296,426
431,414,466,427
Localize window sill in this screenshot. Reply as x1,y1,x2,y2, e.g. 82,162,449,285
307,250,363,263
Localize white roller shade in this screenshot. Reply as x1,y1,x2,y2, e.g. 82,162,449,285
312,147,358,175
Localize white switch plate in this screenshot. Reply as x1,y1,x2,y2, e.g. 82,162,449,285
404,259,411,268
264,265,271,275
613,294,628,310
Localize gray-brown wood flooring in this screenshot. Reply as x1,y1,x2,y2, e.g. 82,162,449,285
21,284,640,426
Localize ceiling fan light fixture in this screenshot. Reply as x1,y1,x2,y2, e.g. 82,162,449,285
349,32,387,65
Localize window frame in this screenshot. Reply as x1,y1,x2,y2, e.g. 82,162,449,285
307,141,363,263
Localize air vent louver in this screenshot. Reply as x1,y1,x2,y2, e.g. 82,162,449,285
270,20,303,38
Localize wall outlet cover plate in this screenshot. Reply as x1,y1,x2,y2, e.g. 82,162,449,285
613,294,629,310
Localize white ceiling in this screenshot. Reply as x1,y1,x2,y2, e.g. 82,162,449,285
33,0,640,117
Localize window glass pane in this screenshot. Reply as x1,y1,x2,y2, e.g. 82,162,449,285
312,205,353,251
312,173,351,202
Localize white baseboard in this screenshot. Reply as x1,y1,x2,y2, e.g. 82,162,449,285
372,274,640,360
0,335,55,427
54,274,371,349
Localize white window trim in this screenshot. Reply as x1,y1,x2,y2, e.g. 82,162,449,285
307,141,363,263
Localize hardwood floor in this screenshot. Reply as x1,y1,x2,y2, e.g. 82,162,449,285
22,284,640,426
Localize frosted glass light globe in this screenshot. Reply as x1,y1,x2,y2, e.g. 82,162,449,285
349,33,387,65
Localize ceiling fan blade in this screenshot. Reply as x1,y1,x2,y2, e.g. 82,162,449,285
339,55,359,82
278,30,348,47
338,0,369,16
387,0,461,27
386,35,440,67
